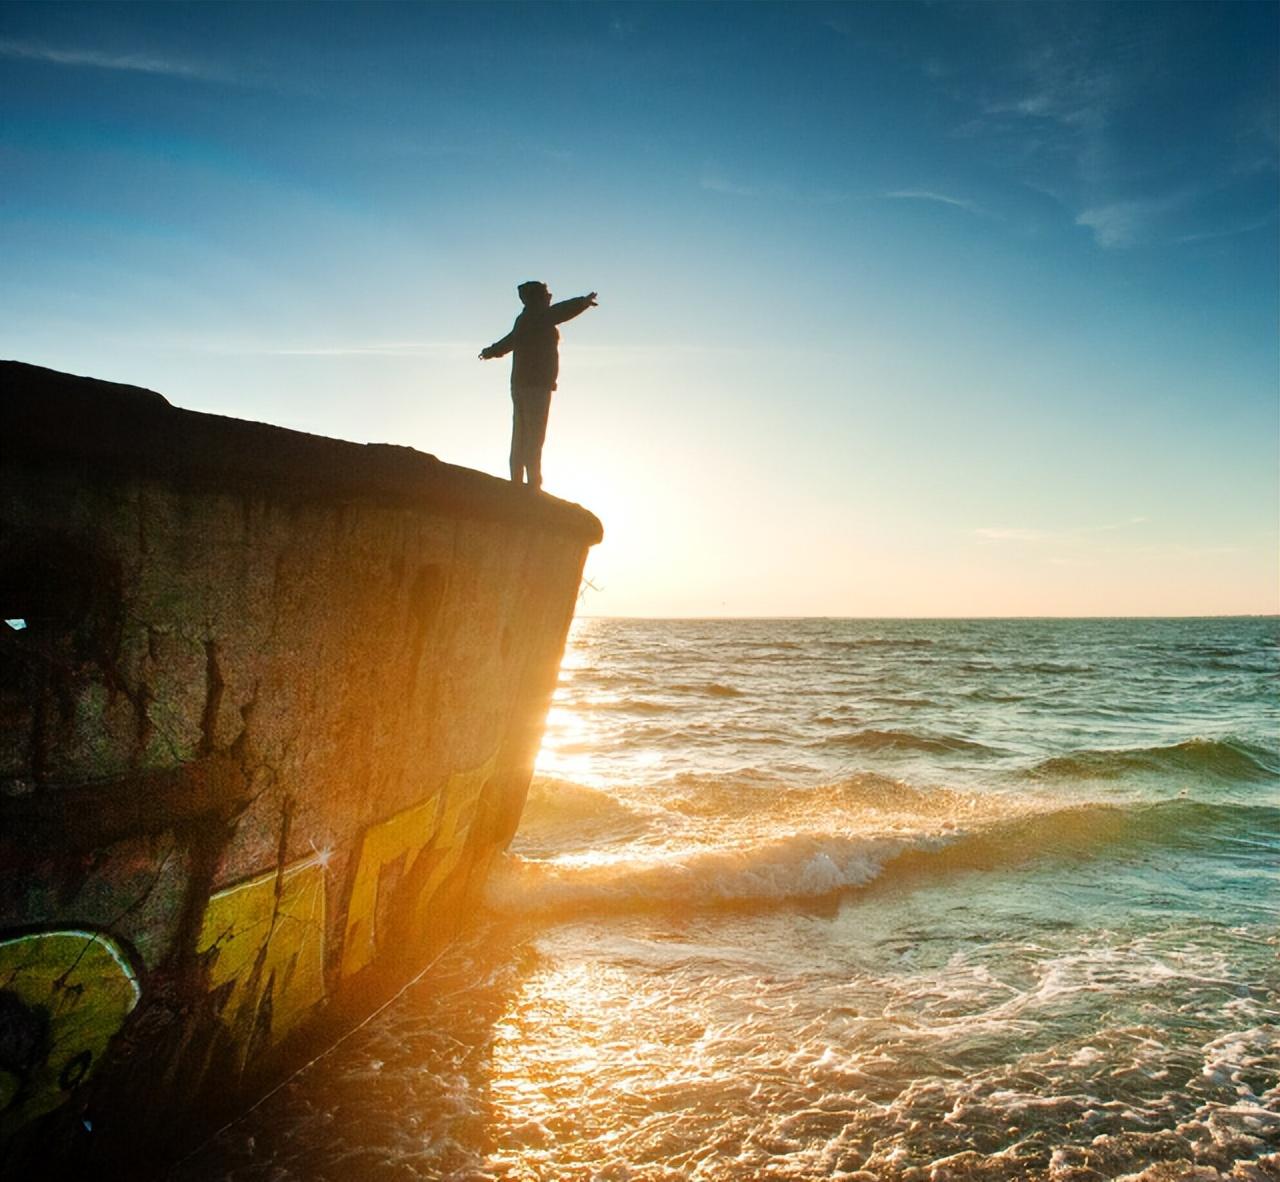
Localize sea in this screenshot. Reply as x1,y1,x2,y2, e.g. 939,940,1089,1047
176,617,1280,1181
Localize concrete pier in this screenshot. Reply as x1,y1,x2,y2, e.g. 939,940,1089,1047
0,361,600,1173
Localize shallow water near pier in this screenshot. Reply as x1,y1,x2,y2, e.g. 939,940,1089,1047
175,618,1280,1180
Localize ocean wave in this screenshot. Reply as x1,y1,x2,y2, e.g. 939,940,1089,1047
818,728,996,755
1156,647,1279,673
880,798,1279,882
582,698,673,714
650,769,967,823
1029,737,1280,783
1180,643,1274,659
514,777,658,855
519,769,918,841
823,637,936,649
486,830,910,915
671,681,744,698
1014,662,1094,674
521,776,649,826
491,792,1280,918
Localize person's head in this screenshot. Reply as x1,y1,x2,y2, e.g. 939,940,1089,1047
517,280,551,309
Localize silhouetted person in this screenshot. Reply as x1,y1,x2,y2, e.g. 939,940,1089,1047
480,281,597,489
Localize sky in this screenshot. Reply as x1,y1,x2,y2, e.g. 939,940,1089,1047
2,1,1277,617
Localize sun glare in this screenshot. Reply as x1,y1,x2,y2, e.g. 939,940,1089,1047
535,622,602,784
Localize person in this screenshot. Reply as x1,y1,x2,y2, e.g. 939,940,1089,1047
479,281,597,489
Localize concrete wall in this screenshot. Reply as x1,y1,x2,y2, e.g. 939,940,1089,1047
0,362,601,1171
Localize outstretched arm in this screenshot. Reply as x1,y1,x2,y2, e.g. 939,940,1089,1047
479,320,520,360
549,292,598,325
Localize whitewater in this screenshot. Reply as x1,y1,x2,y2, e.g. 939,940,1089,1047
177,617,1280,1181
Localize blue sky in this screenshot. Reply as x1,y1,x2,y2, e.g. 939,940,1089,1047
3,2,1276,615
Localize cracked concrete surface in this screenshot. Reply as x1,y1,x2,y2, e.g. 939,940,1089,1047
0,361,600,1172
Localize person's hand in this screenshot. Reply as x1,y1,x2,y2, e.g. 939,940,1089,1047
586,292,598,306
478,348,492,360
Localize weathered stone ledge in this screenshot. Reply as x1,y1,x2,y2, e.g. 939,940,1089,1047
4,360,602,544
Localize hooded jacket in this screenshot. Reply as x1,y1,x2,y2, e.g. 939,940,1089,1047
483,296,594,391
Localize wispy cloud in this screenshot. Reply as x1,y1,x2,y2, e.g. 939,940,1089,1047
883,189,988,217
913,6,1277,258
1096,516,1148,533
969,519,1255,573
978,9,1160,142
1133,543,1241,559
926,16,1186,245
1074,191,1266,250
974,517,1147,544
0,38,228,82
1175,216,1275,246
700,167,764,199
973,517,1155,570
259,342,475,358
973,527,1046,543
699,164,845,203
1075,195,1186,249
235,341,751,364
1046,556,1096,568
982,59,1118,138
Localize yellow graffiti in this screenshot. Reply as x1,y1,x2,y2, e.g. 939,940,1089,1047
0,930,141,1135
197,857,326,1065
341,754,497,978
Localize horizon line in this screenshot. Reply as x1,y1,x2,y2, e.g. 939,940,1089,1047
575,613,1280,622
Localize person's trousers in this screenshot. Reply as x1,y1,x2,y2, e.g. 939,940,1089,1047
510,384,552,486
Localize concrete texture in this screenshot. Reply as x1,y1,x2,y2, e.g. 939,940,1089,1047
0,361,600,1173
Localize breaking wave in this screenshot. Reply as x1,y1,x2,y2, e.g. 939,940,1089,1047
488,775,1279,918
818,727,996,755
1030,736,1280,783
486,829,904,915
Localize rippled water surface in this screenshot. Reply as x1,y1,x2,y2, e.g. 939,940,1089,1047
177,618,1280,1181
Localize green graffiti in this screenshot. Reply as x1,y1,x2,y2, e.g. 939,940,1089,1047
0,930,141,1135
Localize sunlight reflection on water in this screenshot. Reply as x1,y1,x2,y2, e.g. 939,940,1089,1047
176,617,1280,1181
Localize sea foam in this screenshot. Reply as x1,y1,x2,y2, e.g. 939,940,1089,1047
490,775,1280,917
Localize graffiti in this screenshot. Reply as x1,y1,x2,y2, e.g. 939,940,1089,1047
341,754,497,978
197,858,326,1068
0,929,141,1135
